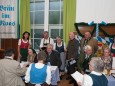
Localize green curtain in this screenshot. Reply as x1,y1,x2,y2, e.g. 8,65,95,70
63,0,76,45
20,0,30,37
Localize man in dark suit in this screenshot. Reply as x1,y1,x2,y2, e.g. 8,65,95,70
66,32,79,85
80,31,98,54
78,45,95,74
45,44,62,68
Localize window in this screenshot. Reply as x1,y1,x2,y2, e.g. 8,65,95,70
30,0,63,51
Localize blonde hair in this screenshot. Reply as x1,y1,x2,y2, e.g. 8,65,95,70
103,47,110,52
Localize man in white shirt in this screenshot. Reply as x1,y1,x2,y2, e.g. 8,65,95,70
77,57,108,86
40,31,54,50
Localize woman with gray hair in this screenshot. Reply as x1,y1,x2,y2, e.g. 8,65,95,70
78,57,108,86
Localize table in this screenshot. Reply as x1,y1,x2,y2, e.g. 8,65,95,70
106,75,115,86
50,66,60,85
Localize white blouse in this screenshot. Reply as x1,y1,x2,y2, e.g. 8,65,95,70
25,63,51,85
18,39,31,46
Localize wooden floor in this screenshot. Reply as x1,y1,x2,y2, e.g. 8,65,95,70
57,74,74,86
58,79,73,86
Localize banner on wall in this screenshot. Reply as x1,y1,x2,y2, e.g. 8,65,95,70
0,0,18,38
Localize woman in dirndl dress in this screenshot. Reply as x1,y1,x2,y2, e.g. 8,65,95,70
54,36,66,77
18,31,31,62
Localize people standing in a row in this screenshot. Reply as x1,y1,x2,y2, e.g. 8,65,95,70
40,31,54,51
80,31,98,54
18,31,31,62
66,32,79,86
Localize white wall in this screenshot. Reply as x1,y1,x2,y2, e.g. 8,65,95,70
76,0,115,23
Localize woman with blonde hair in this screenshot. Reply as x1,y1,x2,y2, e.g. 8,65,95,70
101,47,112,70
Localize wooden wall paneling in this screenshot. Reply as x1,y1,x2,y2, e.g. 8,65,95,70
1,39,19,60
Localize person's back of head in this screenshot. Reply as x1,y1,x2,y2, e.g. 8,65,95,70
89,57,108,86
4,48,15,58
89,57,104,73
38,50,47,63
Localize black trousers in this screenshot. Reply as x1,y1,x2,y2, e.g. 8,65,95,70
67,60,77,74
67,60,78,86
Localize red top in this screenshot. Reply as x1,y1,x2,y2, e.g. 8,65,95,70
20,39,29,49
113,54,115,57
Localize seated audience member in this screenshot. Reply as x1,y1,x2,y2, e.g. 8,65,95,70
25,51,51,86
0,48,26,86
54,36,66,76
77,57,108,86
40,31,54,51
45,44,62,68
101,48,112,70
27,48,38,63
109,35,115,57
77,45,95,74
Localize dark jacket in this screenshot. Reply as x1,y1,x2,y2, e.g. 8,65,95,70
77,53,95,73
80,37,98,54
66,38,79,60
46,50,62,68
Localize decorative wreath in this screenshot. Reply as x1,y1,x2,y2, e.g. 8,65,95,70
74,23,115,37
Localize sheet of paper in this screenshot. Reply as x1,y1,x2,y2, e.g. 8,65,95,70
71,71,83,83
20,61,29,68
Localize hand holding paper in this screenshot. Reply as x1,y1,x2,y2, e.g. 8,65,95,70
71,71,93,86
71,71,83,83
